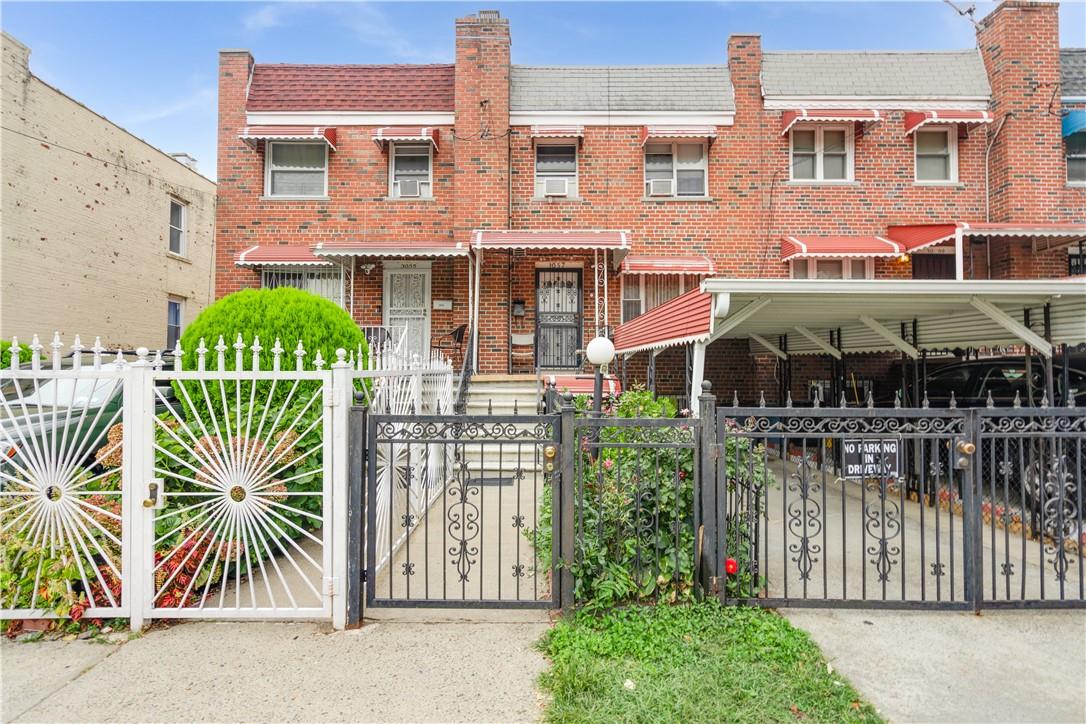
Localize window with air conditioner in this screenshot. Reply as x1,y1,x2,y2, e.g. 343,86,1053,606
621,274,698,322
915,128,957,183
790,125,851,182
265,142,328,198
535,143,577,198
791,258,873,280
390,143,432,198
644,142,707,198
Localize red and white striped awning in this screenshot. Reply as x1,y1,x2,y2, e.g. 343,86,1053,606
640,125,718,146
239,126,337,150
887,222,1086,253
780,109,882,135
613,288,713,355
372,127,439,150
780,235,905,262
471,230,630,251
530,125,584,139
620,255,716,276
904,110,993,136
312,239,468,257
235,245,332,267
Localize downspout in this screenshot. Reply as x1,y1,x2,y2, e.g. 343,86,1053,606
984,113,1011,223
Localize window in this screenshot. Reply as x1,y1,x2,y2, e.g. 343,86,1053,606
266,142,327,198
1069,250,1085,276
166,298,183,349
791,258,872,280
261,267,344,306
790,126,851,182
621,274,698,322
915,128,957,182
168,199,186,255
1067,131,1086,184
535,143,578,198
644,142,707,197
390,143,432,198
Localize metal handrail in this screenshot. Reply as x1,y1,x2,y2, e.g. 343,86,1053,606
453,327,475,414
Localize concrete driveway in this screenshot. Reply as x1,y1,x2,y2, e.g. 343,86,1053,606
2,614,550,723
783,608,1086,723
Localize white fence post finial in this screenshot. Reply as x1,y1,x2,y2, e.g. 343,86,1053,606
71,335,84,371
8,337,19,371
215,335,227,371
50,332,63,371
196,337,208,372
173,339,184,371
91,336,104,370
114,348,126,367
233,333,246,371
251,336,263,371
314,349,326,371
294,340,306,372
152,349,164,370
29,334,42,371
271,338,284,372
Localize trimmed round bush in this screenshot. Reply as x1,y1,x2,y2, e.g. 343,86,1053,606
179,288,367,370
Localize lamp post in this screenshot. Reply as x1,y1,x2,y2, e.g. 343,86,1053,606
586,336,616,417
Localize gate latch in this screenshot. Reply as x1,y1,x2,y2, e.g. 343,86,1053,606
143,478,164,509
954,440,976,470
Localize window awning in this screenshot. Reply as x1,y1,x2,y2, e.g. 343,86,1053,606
371,126,439,150
1064,110,1086,137
620,255,716,275
887,222,1086,253
239,126,337,150
904,110,993,136
235,245,333,267
312,239,468,257
471,230,630,252
530,125,584,139
640,125,718,146
613,288,713,355
780,235,904,262
780,109,881,135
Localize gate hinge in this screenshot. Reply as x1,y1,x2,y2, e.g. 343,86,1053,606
710,443,723,461
361,570,368,583
324,576,340,596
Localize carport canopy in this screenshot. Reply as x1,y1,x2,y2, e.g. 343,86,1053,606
613,279,1086,410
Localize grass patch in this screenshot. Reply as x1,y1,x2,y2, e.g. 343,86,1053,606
538,601,881,723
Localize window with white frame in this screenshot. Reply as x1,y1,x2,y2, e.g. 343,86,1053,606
1067,131,1086,184
261,267,344,306
168,198,187,255
535,143,578,198
644,142,707,197
790,258,873,280
266,142,327,197
167,297,184,348
790,126,851,182
621,274,699,322
390,143,432,198
915,128,957,182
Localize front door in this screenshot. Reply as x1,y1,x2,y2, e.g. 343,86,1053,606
535,268,582,369
384,262,431,362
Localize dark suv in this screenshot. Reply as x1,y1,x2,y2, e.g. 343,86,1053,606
914,356,1086,408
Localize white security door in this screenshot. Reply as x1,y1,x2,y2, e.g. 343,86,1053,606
383,262,431,362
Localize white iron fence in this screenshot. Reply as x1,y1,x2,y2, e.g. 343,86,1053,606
0,332,453,630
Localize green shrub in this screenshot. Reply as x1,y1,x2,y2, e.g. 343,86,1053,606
179,288,367,371
0,339,32,368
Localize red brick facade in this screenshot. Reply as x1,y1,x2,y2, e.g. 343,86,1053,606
214,2,1083,394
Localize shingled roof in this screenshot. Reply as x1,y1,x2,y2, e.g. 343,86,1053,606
246,64,455,112
1063,49,1086,97
510,65,734,113
762,50,991,99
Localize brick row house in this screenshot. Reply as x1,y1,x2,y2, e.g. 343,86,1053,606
215,1,1085,406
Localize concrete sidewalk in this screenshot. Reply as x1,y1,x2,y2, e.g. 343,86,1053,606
2,617,550,723
783,608,1086,723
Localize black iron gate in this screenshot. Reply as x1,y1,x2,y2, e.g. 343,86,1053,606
535,268,582,369
708,403,1085,610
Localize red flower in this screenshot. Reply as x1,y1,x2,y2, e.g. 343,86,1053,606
725,558,739,575
69,603,86,621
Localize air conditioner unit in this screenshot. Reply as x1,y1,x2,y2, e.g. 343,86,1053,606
398,179,421,197
543,178,569,197
648,178,673,197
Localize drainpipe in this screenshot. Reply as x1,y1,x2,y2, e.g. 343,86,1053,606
984,113,1011,223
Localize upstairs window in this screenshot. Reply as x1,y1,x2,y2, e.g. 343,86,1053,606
261,267,344,306
644,142,707,198
535,144,578,198
1067,131,1086,185
390,143,432,198
266,142,327,198
621,274,699,322
915,128,957,183
168,199,187,255
790,126,851,182
791,258,872,280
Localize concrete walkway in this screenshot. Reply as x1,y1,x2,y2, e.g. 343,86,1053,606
2,617,550,723
783,608,1086,723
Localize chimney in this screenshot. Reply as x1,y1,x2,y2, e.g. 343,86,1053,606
453,10,511,240
727,34,763,119
216,48,255,296
977,1,1063,222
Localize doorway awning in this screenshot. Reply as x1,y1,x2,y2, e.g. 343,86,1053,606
235,245,333,267
780,109,881,135
239,126,337,150
780,235,905,262
471,230,630,253
903,110,993,135
312,239,469,257
620,255,715,275
887,222,1086,253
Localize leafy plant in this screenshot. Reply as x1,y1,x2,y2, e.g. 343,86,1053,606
0,526,85,618
0,339,32,368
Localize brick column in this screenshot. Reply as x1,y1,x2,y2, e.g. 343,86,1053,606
216,49,256,297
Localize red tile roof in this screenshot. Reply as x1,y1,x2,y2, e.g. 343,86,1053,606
246,64,455,112
613,288,713,355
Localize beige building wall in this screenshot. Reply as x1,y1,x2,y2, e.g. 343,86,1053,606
1,32,216,351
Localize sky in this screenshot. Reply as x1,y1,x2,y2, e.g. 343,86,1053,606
3,1,1084,181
